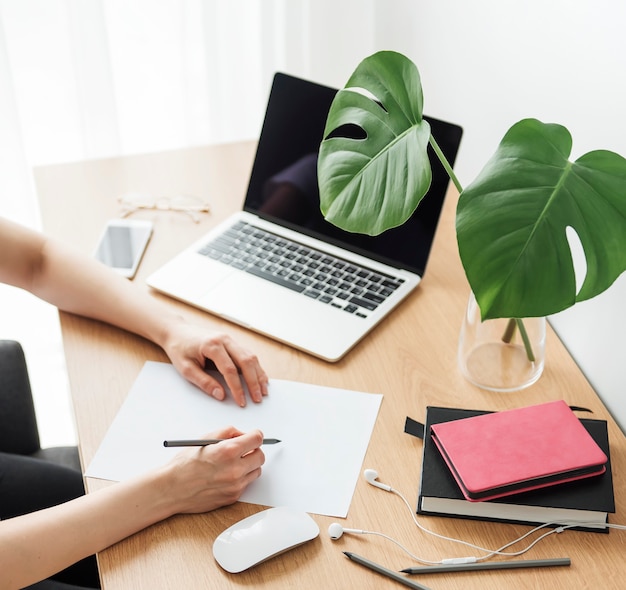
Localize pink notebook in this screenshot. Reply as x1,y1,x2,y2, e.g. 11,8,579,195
430,400,608,502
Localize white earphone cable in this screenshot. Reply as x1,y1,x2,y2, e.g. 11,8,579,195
333,470,623,566
391,485,562,561
348,530,443,565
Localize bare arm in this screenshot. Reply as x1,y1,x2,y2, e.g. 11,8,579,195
0,427,264,590
0,217,268,406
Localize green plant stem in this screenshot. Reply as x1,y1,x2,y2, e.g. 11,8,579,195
429,135,463,194
502,318,536,363
502,318,517,343
430,133,538,364
515,319,536,362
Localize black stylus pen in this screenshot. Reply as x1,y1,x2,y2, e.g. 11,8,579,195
401,557,571,574
163,438,281,447
343,552,432,590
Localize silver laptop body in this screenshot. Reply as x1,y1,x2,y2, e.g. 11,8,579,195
147,73,462,362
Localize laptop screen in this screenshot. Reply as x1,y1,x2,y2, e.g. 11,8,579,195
244,72,463,276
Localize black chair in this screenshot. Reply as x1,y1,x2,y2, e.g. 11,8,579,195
0,339,81,471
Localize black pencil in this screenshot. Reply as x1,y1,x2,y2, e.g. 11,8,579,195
163,438,281,447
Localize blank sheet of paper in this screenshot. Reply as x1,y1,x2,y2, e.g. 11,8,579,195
85,361,383,517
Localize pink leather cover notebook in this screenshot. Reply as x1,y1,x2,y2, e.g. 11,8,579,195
430,400,608,502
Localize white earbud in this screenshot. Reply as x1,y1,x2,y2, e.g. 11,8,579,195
331,468,586,567
364,468,392,492
328,523,367,540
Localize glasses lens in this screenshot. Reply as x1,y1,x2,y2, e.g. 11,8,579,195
117,193,210,221
168,194,210,211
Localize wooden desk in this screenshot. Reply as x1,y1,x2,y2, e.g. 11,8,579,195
35,143,626,589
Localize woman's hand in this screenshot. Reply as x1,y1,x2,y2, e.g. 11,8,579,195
0,426,265,588
161,322,269,407
0,218,268,407
161,426,265,514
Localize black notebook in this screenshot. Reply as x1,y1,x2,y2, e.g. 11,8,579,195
416,406,615,532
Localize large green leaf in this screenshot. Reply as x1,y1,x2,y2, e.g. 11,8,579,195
319,51,626,324
318,51,432,235
457,118,626,320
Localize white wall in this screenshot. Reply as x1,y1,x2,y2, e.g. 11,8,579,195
373,0,626,431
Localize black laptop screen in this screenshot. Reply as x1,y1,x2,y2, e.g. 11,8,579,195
244,72,463,276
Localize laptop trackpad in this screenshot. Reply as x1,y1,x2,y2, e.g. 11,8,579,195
198,271,358,362
201,272,298,328
148,255,234,302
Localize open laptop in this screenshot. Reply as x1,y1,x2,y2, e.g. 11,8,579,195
147,72,463,362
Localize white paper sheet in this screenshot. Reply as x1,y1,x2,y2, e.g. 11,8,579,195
85,362,383,517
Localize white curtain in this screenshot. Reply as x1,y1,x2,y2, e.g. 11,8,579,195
0,0,378,445
0,0,378,227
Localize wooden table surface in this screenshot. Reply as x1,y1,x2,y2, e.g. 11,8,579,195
34,141,626,589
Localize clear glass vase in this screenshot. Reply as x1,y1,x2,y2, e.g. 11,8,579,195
458,292,546,392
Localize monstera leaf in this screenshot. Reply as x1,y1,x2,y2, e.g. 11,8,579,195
318,50,626,322
458,118,626,320
318,51,432,235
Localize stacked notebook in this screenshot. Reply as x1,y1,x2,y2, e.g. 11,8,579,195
417,401,615,531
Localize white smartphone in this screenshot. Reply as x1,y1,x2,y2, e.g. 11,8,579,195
94,218,153,279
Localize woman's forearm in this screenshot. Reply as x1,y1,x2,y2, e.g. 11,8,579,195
0,217,174,348
0,468,174,590
32,237,178,349
1,215,268,406
0,429,265,590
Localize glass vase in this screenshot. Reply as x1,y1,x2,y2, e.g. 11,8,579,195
458,292,546,392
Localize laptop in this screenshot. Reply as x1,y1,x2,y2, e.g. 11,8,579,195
147,72,463,362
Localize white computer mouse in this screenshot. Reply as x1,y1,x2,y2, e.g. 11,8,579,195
212,506,320,573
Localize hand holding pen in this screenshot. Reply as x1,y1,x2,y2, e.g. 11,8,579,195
157,427,267,515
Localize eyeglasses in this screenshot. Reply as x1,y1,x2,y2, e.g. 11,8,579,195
117,193,211,223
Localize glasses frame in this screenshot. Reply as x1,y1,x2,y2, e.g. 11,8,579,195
117,193,211,223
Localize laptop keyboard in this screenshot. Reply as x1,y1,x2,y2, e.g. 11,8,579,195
197,221,405,318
